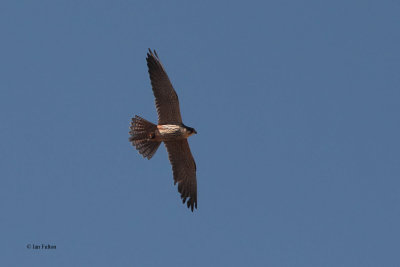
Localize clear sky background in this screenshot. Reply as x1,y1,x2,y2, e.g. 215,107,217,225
1,1,399,266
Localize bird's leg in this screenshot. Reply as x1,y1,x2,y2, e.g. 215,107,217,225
148,132,156,139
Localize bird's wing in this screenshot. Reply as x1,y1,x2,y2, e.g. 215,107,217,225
164,139,197,211
146,49,182,125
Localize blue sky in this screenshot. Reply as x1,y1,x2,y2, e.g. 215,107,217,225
1,0,399,266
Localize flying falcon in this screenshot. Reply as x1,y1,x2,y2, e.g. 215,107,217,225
129,49,198,211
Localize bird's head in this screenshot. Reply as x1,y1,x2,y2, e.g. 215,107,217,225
185,126,197,136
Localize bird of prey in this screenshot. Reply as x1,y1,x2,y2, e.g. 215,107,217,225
129,49,198,211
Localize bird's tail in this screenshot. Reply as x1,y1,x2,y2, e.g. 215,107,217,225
129,115,161,160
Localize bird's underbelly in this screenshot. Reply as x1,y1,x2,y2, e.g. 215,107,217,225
155,124,187,141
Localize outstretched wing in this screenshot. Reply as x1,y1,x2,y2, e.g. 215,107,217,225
146,49,182,125
164,139,197,211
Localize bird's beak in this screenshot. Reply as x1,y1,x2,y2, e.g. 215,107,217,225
194,129,197,134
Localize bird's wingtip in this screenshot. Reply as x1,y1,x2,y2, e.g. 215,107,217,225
147,48,159,59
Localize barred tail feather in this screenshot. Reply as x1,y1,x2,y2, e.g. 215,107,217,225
129,115,161,159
